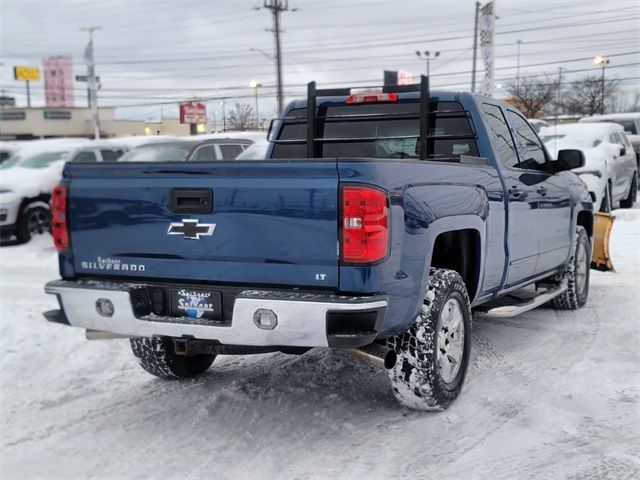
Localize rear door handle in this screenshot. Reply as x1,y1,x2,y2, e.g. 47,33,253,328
508,186,523,198
537,186,548,196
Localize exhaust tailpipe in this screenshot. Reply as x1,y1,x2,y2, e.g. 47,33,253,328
85,329,129,340
344,343,397,370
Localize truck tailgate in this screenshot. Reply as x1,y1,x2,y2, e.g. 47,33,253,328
66,161,339,288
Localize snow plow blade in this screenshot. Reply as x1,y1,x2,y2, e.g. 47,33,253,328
591,212,615,271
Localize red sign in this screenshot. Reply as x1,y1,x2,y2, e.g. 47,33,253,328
180,102,206,124
397,70,413,85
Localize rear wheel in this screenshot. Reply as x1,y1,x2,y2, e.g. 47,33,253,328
386,268,472,410
130,336,215,379
16,205,50,244
551,226,590,310
620,175,637,208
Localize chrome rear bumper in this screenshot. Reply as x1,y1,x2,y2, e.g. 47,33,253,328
44,279,387,348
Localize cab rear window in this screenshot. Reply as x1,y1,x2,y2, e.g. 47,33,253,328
271,101,478,161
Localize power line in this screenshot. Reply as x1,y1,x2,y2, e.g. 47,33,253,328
5,51,638,97
4,7,637,60
5,60,637,105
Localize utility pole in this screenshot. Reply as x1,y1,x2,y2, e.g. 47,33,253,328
471,1,480,92
81,26,101,139
261,1,295,114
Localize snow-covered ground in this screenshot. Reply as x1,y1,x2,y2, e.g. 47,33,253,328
1,209,638,480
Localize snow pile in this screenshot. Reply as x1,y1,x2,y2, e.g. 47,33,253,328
0,208,639,479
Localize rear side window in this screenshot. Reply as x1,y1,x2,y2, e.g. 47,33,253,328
73,151,98,163
482,103,518,168
616,119,637,135
506,111,548,171
219,144,245,159
119,145,191,162
271,101,478,161
190,145,217,162
101,149,124,162
20,151,68,168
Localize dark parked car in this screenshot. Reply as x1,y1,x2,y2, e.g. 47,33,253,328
117,140,201,162
117,138,254,163
186,139,253,161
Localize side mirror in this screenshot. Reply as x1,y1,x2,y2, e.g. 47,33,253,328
554,149,585,172
620,147,626,156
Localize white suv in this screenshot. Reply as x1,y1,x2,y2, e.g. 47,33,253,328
0,140,128,244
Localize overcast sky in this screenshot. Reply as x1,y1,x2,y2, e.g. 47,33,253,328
1,0,639,121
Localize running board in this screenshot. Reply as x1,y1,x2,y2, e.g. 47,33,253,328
476,282,568,318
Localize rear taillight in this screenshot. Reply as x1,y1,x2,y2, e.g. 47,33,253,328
345,92,398,104
51,184,69,252
341,185,389,264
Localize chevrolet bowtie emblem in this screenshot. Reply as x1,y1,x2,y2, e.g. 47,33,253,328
167,219,215,239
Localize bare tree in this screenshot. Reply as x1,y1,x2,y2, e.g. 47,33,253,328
506,75,559,118
609,88,640,113
563,76,619,116
228,103,254,130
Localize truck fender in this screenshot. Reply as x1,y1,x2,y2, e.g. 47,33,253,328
419,215,486,302
400,184,489,313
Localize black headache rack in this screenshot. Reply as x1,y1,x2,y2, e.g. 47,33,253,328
268,75,478,160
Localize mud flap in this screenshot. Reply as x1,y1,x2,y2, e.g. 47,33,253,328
591,212,615,272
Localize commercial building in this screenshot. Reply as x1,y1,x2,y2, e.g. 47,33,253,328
0,106,208,140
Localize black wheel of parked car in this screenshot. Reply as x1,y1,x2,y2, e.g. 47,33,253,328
386,268,472,410
130,336,215,379
599,183,612,213
551,226,590,310
16,204,50,244
620,175,637,209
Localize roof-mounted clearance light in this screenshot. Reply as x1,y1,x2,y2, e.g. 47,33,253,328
345,92,398,104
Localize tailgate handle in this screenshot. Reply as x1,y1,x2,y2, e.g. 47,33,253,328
170,188,213,214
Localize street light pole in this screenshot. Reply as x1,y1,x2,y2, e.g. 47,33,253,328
593,56,610,114
415,50,440,77
250,80,262,129
516,40,523,89
219,101,226,132
557,66,564,118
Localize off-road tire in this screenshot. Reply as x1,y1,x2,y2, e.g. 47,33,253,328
620,176,637,208
551,226,590,310
130,336,215,379
386,268,472,411
16,205,50,244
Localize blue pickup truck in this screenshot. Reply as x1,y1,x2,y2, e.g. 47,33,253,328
44,77,593,410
